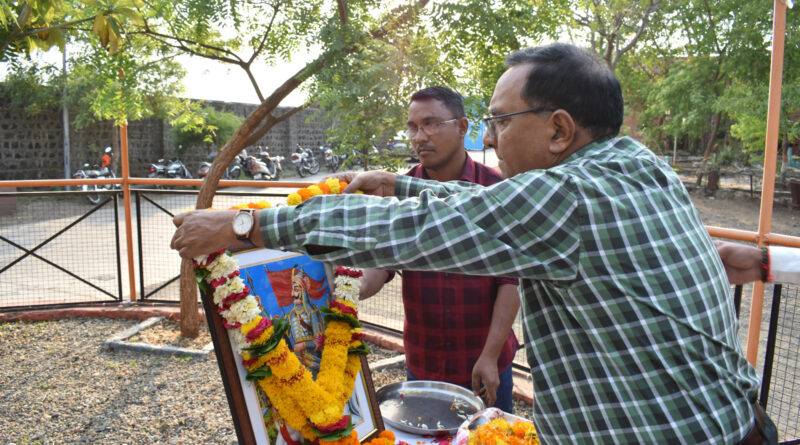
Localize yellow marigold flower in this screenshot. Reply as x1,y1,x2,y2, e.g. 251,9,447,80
254,200,271,209
308,185,323,196
231,203,249,209
326,178,342,194
240,316,262,336
251,326,275,345
287,193,302,206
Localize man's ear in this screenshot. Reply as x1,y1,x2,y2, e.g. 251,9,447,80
548,110,576,155
457,117,470,137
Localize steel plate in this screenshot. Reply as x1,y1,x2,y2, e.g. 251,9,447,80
375,380,485,436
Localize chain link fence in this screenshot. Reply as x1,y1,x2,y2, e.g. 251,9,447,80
1,188,798,440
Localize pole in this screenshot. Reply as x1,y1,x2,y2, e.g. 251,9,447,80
118,69,137,302
61,44,71,189
745,0,786,366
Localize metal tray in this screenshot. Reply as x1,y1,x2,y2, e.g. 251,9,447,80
375,380,485,436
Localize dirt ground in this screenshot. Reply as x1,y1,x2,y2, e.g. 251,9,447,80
689,189,800,236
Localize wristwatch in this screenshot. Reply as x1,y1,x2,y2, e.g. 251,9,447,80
232,209,256,241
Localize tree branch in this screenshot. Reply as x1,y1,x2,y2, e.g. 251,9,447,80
337,0,348,25
247,3,280,67
17,16,97,39
137,19,245,65
0,4,31,56
243,104,309,147
613,0,663,69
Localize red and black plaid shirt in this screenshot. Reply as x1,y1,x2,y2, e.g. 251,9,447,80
394,154,519,386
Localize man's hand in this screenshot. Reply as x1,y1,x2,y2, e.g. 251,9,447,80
171,209,241,259
359,269,391,300
471,354,500,408
714,240,762,285
328,170,398,197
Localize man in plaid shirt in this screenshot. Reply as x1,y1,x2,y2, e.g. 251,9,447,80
358,86,520,412
173,43,775,444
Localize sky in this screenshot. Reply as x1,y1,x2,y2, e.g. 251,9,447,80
177,54,310,107
1,46,311,107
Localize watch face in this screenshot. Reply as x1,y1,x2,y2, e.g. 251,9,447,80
233,212,254,236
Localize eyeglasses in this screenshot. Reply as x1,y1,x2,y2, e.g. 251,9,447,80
482,106,554,139
406,118,459,138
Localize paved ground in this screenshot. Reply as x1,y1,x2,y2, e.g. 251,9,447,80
1,147,798,437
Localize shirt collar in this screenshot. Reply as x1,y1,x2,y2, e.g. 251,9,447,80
561,136,619,164
413,150,474,181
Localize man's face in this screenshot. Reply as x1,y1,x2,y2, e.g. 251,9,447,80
292,283,302,301
483,64,555,178
407,98,466,172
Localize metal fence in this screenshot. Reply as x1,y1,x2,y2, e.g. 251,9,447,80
1,188,798,441
0,191,123,309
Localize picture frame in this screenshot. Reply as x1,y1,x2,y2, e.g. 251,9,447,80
199,247,384,445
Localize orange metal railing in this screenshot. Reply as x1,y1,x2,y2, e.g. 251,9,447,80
1,175,313,304
0,0,796,368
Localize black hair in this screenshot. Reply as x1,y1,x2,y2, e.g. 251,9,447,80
504,43,623,139
410,86,466,119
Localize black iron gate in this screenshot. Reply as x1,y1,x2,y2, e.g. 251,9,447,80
0,191,123,310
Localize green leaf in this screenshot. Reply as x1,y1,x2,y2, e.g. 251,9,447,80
348,343,370,356
321,307,361,329
245,364,272,381
116,7,145,26
242,318,290,357
309,417,355,441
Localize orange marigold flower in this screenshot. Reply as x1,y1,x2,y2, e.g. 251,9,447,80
297,189,313,201
317,183,331,194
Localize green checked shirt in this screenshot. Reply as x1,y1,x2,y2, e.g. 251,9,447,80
259,136,761,444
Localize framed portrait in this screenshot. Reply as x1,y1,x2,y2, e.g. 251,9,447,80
199,247,384,445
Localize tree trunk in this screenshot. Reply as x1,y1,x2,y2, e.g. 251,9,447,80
179,258,199,338
696,112,722,186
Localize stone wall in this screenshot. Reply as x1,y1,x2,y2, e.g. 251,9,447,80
0,90,330,181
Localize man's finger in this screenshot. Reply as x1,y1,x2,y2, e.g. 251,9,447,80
170,232,179,250
342,178,362,194
173,212,186,227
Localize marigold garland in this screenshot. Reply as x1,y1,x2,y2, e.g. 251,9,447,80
193,179,396,445
468,417,539,445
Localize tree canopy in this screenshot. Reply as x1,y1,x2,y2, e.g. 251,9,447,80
4,0,799,172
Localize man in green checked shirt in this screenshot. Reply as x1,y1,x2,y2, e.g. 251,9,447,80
172,43,776,444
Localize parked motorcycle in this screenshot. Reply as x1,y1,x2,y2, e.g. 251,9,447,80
322,143,347,172
256,146,284,180
198,151,242,180
148,157,192,189
73,147,117,205
290,144,320,177
240,149,275,180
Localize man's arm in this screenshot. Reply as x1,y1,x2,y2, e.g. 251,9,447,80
471,283,520,407
713,240,800,285
172,209,265,260
256,174,581,280
714,240,762,285
338,170,486,198
359,269,391,300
